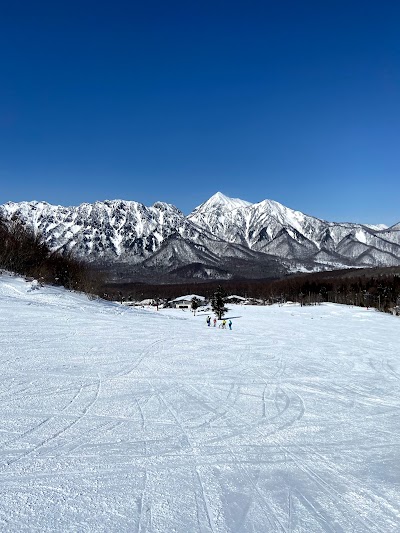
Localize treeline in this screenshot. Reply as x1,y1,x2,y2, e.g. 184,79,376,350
105,267,400,313
0,215,104,295
265,270,400,312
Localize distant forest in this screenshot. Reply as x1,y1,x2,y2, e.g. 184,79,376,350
106,266,400,314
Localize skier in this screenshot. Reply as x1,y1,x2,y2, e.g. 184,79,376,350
228,320,232,330
207,316,211,327
213,318,217,327
222,320,227,329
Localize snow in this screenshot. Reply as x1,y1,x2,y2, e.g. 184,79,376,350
192,192,253,213
172,294,206,302
355,229,367,244
0,274,400,532
363,224,389,231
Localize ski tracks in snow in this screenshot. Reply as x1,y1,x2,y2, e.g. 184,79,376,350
1,281,400,532
0,373,102,471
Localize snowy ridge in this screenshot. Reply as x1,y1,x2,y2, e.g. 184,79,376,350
1,193,399,279
188,193,400,270
0,199,209,263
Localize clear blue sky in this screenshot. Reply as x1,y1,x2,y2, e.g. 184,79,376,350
0,0,399,224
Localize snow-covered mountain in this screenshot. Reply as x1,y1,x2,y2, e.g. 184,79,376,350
189,193,400,269
1,193,399,281
0,199,211,263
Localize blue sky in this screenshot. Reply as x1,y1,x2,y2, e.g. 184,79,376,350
0,0,399,224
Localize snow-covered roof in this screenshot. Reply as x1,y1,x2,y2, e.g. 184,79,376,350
226,295,247,301
172,294,205,302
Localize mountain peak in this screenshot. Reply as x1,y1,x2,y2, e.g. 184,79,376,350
193,192,252,213
210,191,231,202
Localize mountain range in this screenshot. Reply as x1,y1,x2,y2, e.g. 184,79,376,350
1,192,399,282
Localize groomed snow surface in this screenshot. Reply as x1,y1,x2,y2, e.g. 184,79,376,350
0,274,399,532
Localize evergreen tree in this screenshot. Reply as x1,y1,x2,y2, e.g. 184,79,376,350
211,286,228,319
191,296,201,313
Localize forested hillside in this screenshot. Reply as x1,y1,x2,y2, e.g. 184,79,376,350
0,214,103,295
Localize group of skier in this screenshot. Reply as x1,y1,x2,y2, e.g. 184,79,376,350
206,316,232,330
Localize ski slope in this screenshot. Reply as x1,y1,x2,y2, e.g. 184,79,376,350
0,274,399,532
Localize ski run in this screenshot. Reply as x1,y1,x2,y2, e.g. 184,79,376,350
0,273,399,532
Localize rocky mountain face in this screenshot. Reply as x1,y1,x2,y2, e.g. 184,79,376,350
1,193,399,282
189,193,400,269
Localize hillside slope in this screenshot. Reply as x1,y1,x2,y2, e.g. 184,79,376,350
0,273,399,531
